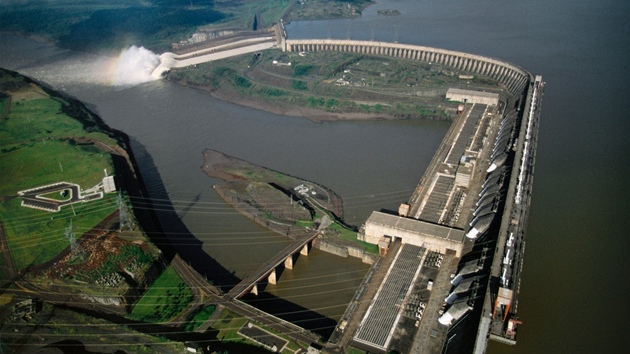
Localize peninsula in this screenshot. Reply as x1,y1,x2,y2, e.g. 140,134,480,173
201,149,378,256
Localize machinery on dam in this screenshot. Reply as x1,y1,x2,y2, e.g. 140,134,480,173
351,76,543,353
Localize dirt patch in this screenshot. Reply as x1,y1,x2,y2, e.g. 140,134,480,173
9,83,49,102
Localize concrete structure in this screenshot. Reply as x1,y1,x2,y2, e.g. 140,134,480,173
446,88,500,106
152,35,278,78
18,181,105,212
156,28,542,353
360,212,465,257
283,39,529,96
352,244,426,352
359,103,493,258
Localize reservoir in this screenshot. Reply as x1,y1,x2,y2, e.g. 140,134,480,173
1,0,629,352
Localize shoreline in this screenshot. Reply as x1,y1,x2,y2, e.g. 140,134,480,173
167,77,402,123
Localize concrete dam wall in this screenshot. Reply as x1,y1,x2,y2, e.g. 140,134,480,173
284,39,532,96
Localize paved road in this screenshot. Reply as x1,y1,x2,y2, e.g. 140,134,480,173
171,254,321,345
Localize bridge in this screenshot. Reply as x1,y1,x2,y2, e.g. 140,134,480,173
226,231,322,299
170,255,322,345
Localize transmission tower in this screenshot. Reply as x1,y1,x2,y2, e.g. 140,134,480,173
65,219,85,259
117,191,130,231
65,219,76,250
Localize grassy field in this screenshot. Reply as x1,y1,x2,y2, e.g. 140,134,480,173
0,71,122,270
329,222,379,254
211,309,249,342
129,265,193,323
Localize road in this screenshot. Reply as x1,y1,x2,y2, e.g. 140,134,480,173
171,253,321,345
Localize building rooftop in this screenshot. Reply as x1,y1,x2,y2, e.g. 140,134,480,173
367,211,465,244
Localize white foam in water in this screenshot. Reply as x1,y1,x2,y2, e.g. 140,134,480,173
109,46,161,86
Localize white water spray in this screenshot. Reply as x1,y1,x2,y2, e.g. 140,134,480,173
110,46,161,86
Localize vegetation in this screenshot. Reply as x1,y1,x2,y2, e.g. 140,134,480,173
0,0,223,52
211,310,249,342
0,0,368,53
329,222,379,254
129,265,194,323
82,244,154,283
0,302,186,353
286,0,374,21
169,48,501,120
184,304,216,332
0,69,124,270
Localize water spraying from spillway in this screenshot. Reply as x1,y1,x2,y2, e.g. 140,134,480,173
108,46,162,86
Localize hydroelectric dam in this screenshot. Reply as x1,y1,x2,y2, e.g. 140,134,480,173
155,28,543,354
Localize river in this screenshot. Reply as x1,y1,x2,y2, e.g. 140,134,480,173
2,0,629,352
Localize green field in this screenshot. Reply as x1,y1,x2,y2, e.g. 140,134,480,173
0,70,122,270
129,265,193,323
184,304,216,332
211,310,249,342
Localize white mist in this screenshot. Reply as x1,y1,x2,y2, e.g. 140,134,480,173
110,46,161,86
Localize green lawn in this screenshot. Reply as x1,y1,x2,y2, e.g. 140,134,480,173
0,75,123,270
129,265,194,323
1,195,117,270
330,222,379,254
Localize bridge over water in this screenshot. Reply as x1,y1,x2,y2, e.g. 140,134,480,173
226,231,322,299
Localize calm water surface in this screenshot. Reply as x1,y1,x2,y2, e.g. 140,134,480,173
2,0,629,351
